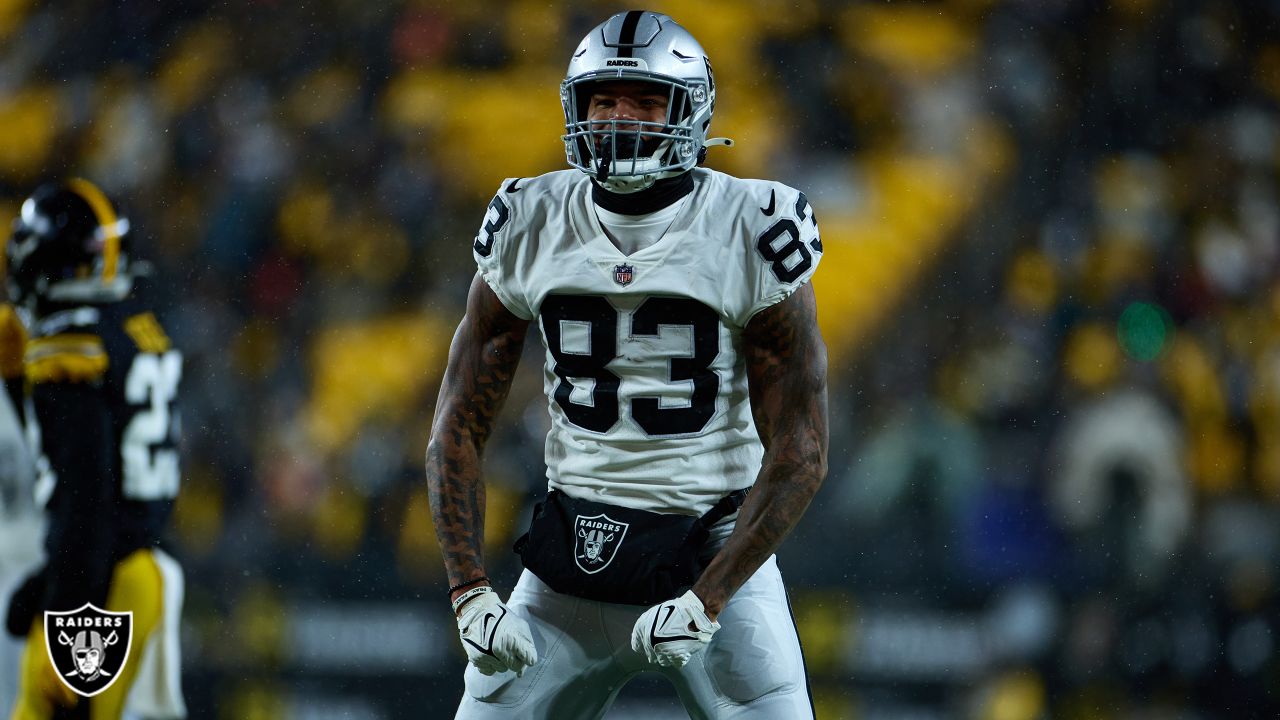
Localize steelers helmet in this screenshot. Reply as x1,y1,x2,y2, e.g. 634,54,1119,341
561,10,732,193
6,179,134,308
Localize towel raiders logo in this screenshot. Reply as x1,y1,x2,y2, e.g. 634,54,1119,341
44,604,133,697
574,514,629,574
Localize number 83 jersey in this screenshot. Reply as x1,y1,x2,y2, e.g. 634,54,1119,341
474,168,822,516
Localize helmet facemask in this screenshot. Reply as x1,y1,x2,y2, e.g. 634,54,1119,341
563,73,705,193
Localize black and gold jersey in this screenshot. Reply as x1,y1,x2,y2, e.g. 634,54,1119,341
22,283,182,612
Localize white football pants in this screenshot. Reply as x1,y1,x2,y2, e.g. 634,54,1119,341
454,555,814,720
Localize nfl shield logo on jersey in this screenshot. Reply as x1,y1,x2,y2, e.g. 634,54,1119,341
574,513,629,573
613,263,635,286
44,604,133,697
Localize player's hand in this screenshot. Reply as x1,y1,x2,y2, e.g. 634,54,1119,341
456,590,538,676
630,589,720,668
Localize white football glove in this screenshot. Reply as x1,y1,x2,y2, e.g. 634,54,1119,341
630,589,720,668
456,591,538,676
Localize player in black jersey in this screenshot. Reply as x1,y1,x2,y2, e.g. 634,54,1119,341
4,180,186,719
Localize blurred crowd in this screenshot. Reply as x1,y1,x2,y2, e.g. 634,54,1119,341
0,0,1277,718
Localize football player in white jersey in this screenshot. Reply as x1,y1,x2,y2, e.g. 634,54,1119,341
426,10,828,719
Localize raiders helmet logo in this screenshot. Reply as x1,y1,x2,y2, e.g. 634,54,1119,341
613,264,635,286
574,514,629,574
44,604,133,697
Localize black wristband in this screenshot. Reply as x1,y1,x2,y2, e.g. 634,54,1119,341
448,576,489,595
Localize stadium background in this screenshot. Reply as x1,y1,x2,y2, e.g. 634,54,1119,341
0,0,1278,717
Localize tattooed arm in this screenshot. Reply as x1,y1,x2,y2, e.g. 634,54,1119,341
426,273,530,610
692,282,829,620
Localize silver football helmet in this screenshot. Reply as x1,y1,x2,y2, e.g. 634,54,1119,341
561,11,733,193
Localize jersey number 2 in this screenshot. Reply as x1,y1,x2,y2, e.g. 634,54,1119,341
122,351,182,501
541,295,719,436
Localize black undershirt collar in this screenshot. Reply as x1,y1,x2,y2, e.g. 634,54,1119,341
591,172,694,215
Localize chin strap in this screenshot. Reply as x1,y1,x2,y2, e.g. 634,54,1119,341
696,137,735,165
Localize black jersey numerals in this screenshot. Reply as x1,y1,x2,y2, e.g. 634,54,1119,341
473,195,510,257
540,295,720,436
795,191,822,252
756,191,821,282
540,295,621,432
630,298,719,435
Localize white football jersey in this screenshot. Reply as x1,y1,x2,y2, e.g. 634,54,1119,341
473,168,822,515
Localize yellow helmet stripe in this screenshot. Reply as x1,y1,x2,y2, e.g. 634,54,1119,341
66,178,121,283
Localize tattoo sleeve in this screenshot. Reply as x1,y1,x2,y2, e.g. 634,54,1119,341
425,273,529,597
693,282,829,617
